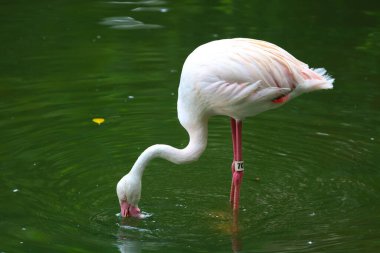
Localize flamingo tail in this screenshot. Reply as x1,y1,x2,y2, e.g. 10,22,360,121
293,67,334,96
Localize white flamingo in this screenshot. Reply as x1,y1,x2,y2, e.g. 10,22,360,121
117,38,334,218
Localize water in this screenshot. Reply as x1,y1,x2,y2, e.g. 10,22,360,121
1,0,379,252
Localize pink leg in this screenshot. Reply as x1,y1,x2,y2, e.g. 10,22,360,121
230,119,244,211
230,118,237,204
233,120,244,210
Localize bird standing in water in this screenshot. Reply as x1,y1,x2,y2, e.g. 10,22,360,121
117,38,334,218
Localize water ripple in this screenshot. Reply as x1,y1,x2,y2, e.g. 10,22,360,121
108,0,166,5
131,7,169,12
100,16,163,30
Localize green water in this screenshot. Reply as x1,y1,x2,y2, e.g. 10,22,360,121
1,1,379,252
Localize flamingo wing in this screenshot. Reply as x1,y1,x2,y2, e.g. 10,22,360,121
200,80,291,118
186,38,333,93
204,80,290,106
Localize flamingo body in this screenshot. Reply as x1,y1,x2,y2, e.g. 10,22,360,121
117,38,334,218
178,38,333,124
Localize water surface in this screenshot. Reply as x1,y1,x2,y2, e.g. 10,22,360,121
0,1,379,252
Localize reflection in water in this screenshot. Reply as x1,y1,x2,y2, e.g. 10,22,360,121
108,0,166,5
231,210,242,253
116,219,145,253
116,239,142,253
100,17,163,30
115,214,156,253
131,7,169,12
116,228,142,253
115,210,244,253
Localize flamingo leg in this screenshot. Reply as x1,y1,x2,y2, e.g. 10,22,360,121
230,118,244,211
230,118,237,204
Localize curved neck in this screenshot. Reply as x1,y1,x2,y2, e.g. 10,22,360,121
129,119,208,179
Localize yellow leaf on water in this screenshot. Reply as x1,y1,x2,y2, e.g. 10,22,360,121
92,118,105,125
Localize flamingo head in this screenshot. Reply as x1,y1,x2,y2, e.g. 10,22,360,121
116,173,142,218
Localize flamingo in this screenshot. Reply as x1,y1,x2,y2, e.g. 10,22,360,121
117,38,334,218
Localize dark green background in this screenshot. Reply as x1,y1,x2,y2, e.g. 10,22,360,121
0,1,379,252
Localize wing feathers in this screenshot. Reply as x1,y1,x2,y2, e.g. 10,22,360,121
205,80,290,108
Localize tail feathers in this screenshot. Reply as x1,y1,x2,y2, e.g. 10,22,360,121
296,67,334,94
313,68,327,76
312,68,335,89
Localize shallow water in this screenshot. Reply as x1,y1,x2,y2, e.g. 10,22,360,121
1,1,379,252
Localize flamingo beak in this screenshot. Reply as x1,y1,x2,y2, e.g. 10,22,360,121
120,200,141,218
120,201,129,217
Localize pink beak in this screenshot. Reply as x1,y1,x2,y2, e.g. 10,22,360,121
120,201,141,218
